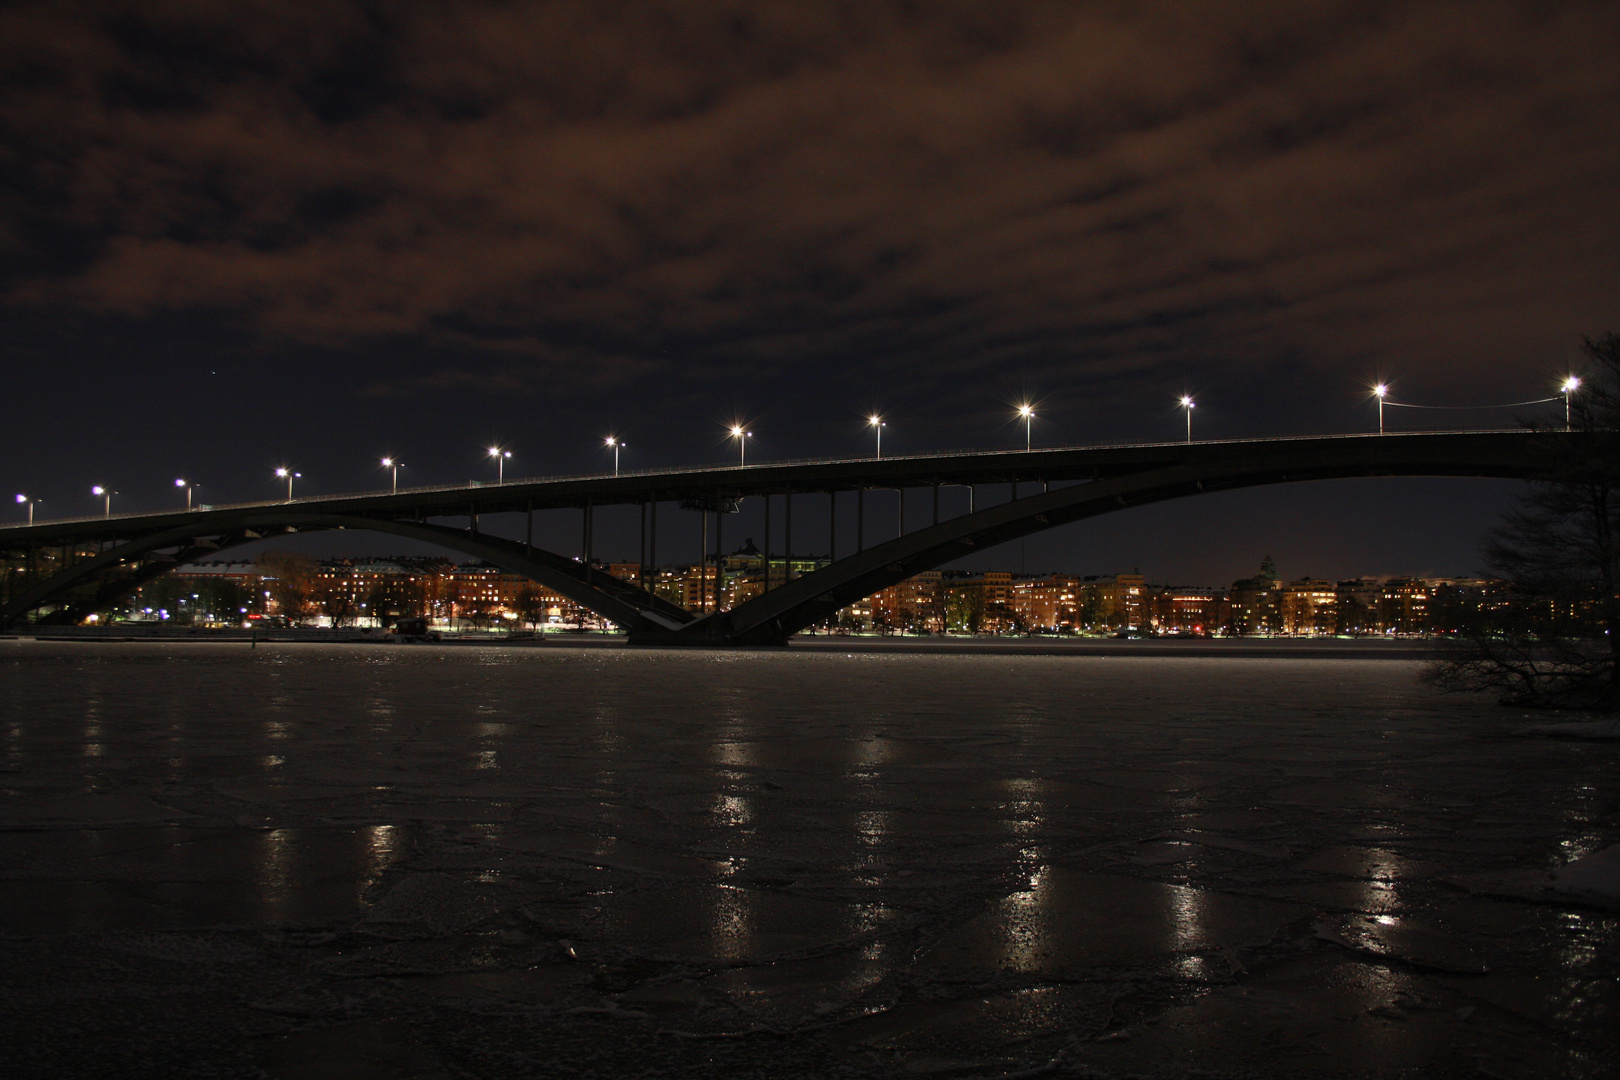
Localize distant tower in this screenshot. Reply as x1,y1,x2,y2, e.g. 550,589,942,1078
1260,554,1278,581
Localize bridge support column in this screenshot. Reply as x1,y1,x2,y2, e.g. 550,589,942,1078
829,491,837,562
713,501,724,610
784,492,792,587
857,489,864,551
763,494,771,592
582,499,594,566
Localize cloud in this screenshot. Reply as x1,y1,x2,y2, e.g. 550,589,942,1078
3,0,1619,410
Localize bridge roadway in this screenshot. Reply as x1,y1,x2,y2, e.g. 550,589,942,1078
0,430,1569,644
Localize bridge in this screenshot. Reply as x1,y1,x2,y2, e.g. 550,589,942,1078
0,430,1567,645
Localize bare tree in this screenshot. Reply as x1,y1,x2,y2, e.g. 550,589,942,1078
257,551,318,626
1425,333,1620,708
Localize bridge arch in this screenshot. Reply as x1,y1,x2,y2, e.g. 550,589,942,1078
1,511,691,632
666,436,1553,645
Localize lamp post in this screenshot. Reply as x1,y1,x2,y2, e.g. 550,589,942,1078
1179,396,1195,443
729,425,752,466
275,467,299,501
1373,384,1388,434
381,457,400,493
15,493,33,525
175,478,195,509
92,485,113,516
487,446,511,483
1017,404,1034,451
1563,376,1581,430
868,415,885,458
604,437,623,476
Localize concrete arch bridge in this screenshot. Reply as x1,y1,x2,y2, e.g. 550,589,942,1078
0,431,1567,645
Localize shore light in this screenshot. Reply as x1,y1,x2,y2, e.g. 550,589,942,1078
1563,376,1580,430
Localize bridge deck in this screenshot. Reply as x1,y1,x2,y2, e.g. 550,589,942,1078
0,430,1550,545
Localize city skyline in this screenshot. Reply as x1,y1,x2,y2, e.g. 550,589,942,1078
4,4,1619,581
127,547,1507,640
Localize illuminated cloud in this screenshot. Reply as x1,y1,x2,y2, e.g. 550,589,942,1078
3,0,1618,410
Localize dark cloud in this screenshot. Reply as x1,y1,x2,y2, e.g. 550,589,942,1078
6,0,1617,402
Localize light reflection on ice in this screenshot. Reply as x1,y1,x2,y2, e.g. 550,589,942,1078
999,865,1053,970
708,883,756,962
712,793,752,828
1001,776,1046,838
256,828,292,921
364,824,400,893
1169,880,1207,953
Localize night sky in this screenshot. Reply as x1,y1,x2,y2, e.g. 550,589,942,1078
4,2,1618,585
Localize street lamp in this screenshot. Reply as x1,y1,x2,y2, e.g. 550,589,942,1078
381,457,400,493
1563,376,1581,430
604,436,624,476
1178,396,1195,443
487,446,511,483
15,493,34,525
729,425,752,466
275,467,300,501
175,478,195,509
1373,383,1388,434
92,485,114,516
868,414,886,458
1016,404,1034,451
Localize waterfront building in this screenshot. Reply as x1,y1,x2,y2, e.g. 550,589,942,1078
1279,578,1338,635
1150,587,1228,636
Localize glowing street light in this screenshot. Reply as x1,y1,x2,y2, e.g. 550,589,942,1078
275,467,300,501
15,493,34,525
868,414,886,458
92,485,114,516
1178,396,1195,443
1563,376,1581,430
175,478,195,510
487,446,511,483
729,425,752,466
1373,383,1389,434
381,457,401,493
1016,404,1035,451
604,436,624,476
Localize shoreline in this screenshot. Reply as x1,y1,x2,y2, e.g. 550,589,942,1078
3,627,1444,659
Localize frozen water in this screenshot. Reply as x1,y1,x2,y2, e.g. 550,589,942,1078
1553,843,1620,902
0,639,1616,1078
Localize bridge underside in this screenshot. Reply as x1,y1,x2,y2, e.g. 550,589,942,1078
0,432,1559,644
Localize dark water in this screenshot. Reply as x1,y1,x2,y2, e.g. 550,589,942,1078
1,641,1616,1078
